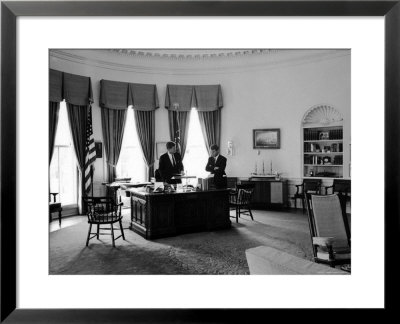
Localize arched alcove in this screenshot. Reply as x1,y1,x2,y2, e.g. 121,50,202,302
302,104,343,126
301,104,344,179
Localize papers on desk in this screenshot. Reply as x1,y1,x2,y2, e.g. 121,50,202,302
171,175,196,179
153,182,164,192
119,182,152,189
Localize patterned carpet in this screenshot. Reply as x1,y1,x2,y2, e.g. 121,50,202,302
49,210,314,275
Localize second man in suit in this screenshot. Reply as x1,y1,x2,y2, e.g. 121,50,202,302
205,144,227,189
158,141,184,184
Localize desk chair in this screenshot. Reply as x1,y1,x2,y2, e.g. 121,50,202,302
226,177,238,190
49,192,62,226
325,179,351,210
83,197,125,247
325,179,350,195
292,179,321,213
229,184,255,223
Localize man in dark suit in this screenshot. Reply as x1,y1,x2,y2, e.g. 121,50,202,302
158,141,184,184
205,144,227,189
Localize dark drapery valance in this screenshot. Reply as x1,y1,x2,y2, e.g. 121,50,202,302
49,69,93,105
165,85,196,111
129,83,159,111
165,84,223,111
49,69,63,102
194,85,223,111
63,72,93,106
100,80,130,110
100,79,159,111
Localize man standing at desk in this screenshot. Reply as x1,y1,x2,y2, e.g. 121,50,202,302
206,144,227,189
159,141,184,184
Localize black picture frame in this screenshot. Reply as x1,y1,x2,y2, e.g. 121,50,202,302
1,0,399,322
95,141,102,158
253,129,281,149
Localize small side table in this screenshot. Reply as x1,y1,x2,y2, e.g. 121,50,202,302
49,192,62,226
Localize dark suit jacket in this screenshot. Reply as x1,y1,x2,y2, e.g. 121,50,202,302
205,155,227,189
158,152,184,184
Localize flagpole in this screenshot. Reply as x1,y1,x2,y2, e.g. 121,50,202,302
91,165,94,198
173,104,181,154
85,103,96,201
175,111,180,153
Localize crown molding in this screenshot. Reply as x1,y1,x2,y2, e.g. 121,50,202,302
107,49,279,61
49,49,349,76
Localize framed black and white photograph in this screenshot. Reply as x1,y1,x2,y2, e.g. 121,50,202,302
95,141,102,158
253,129,280,149
1,0,399,322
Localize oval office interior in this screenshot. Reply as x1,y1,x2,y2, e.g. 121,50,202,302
49,49,351,275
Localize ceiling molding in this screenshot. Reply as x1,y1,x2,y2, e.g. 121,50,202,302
49,49,349,76
107,49,279,61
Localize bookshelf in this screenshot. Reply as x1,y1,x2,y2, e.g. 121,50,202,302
302,105,346,179
303,126,343,178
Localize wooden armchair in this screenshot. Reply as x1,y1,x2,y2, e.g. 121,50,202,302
325,179,351,210
325,179,350,195
229,184,255,223
305,194,351,268
292,179,321,212
49,192,62,226
83,197,125,247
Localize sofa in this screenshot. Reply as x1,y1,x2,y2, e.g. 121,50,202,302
245,246,348,275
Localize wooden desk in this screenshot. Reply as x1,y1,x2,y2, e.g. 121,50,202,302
128,188,231,239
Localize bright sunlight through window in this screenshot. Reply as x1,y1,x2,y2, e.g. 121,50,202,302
183,108,210,185
49,102,78,206
116,108,147,183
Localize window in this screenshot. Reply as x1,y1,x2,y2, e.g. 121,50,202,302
49,102,78,206
183,108,209,185
116,108,147,182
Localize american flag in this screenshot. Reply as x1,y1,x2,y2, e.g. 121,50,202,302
84,105,96,195
173,110,181,154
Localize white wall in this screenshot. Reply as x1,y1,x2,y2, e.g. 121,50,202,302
219,57,351,179
50,50,350,196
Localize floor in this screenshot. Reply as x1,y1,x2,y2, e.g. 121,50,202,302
50,208,308,274
49,207,351,274
50,215,86,232
50,208,301,232
50,207,350,233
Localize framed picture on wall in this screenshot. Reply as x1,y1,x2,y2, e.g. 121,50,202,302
95,141,103,158
253,129,281,149
156,142,167,160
